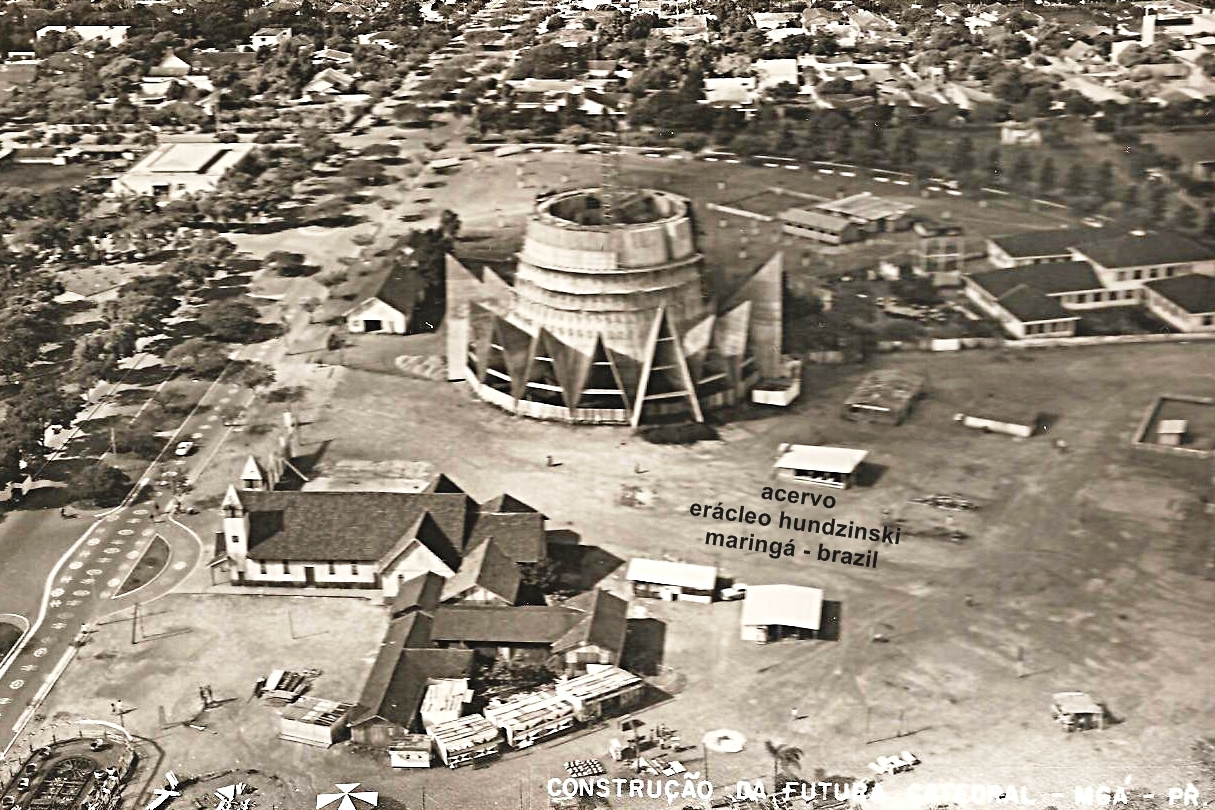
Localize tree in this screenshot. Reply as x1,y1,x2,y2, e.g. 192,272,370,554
113,428,163,460
1064,162,1087,197
950,134,975,176
764,741,804,791
1010,152,1033,191
439,209,461,241
198,300,263,343
165,337,231,377
1036,156,1057,194
67,464,132,507
1092,160,1114,202
1171,201,1197,231
986,147,1002,181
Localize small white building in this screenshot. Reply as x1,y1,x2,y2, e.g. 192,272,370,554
955,410,1039,439
773,444,868,490
1157,419,1188,447
250,27,293,51
345,268,425,334
279,696,354,747
428,714,502,768
388,734,433,768
624,558,718,603
740,584,824,644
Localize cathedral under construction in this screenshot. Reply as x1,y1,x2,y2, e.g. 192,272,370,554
444,187,785,426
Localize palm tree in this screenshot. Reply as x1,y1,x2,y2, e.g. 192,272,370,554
764,740,804,791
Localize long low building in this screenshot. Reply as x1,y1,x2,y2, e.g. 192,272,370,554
111,141,258,199
428,714,501,768
773,444,868,489
740,584,824,643
624,558,718,603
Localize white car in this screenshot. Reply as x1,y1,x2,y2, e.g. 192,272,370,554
720,583,748,601
174,441,196,457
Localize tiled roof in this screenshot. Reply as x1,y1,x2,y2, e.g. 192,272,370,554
465,511,546,564
440,538,521,604
351,614,474,729
550,589,627,656
780,208,854,233
1145,274,1215,314
967,261,1103,298
392,571,446,617
989,227,1099,259
239,490,470,565
995,284,1075,323
431,605,583,644
369,266,426,315
1073,232,1215,270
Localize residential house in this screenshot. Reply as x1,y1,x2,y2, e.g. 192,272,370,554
754,12,799,30
312,48,356,66
753,58,800,91
345,269,424,333
1142,274,1215,331
148,51,192,78
35,25,131,47
703,76,757,108
250,27,293,51
358,31,399,48
304,67,356,95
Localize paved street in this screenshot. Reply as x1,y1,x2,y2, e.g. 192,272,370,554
0,363,262,758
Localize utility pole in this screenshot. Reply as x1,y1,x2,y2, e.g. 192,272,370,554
130,602,140,646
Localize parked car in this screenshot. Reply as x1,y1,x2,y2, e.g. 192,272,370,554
1,797,17,809
720,583,748,601
174,441,196,457
17,778,32,792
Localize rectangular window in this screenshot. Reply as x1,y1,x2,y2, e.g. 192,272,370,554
1203,315,1213,326
328,561,336,575
1133,269,1143,280
282,560,289,573
259,561,267,575
351,563,360,575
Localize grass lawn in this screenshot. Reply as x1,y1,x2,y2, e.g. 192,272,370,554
0,620,21,661
115,534,170,597
0,161,94,192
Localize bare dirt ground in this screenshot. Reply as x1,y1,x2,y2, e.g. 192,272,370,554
289,342,1215,807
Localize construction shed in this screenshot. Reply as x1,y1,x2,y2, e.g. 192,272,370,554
740,584,824,644
279,696,354,747
624,558,718,603
1051,692,1104,732
955,409,1041,439
482,690,579,749
388,734,433,768
428,714,502,768
554,666,645,721
841,369,925,425
773,444,868,490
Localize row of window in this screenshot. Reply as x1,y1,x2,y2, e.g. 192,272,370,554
1062,288,1138,304
1023,321,1073,335
255,561,361,575
1109,264,1187,282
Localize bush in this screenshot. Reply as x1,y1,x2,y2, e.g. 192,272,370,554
639,423,720,445
67,464,132,507
113,429,163,460
318,270,349,287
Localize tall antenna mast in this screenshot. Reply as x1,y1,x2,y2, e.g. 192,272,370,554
599,114,624,224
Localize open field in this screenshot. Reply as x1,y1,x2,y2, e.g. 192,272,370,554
0,161,94,192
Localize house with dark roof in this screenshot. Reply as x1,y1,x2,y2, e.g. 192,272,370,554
344,267,427,334
217,473,546,597
964,261,1125,339
348,606,476,747
1069,232,1215,296
431,589,628,675
986,227,1102,268
1142,274,1215,332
